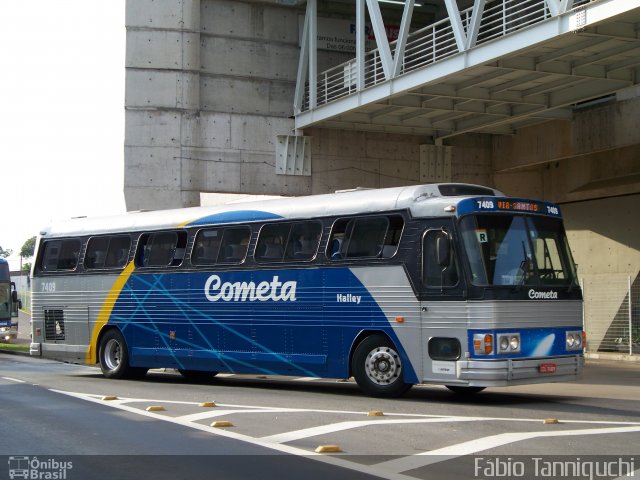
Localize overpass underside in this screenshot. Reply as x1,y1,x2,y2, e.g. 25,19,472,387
290,0,640,355
295,0,640,141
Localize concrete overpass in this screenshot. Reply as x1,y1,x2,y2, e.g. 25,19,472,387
124,0,640,355
296,0,639,139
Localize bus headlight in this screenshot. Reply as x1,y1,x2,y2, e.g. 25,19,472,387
497,333,520,353
566,331,583,351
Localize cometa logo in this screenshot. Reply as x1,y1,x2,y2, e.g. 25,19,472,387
528,289,558,300
204,274,297,302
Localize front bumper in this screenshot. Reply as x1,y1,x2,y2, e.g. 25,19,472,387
457,355,583,387
0,326,18,342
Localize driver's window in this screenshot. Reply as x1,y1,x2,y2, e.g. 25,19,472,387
422,229,458,288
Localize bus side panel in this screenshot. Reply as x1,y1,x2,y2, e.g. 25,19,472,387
31,274,95,363
106,266,421,382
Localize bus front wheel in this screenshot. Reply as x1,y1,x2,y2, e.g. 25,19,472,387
98,329,145,379
352,334,412,398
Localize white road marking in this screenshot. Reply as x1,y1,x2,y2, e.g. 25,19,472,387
293,377,322,382
49,388,417,480
48,387,640,480
374,425,640,474
178,408,306,422
262,417,487,444
1,376,26,383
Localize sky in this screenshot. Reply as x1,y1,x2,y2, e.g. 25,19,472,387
0,0,126,270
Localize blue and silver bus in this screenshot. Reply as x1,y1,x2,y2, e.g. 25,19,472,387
30,184,584,397
0,258,21,342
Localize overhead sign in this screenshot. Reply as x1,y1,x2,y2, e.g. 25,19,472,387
299,16,400,53
456,197,563,218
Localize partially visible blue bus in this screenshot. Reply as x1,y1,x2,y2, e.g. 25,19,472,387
0,258,20,342
30,184,584,397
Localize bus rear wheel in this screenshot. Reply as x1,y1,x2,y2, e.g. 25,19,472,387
352,334,412,398
98,329,145,379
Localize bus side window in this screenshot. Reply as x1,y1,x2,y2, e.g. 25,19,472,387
42,241,62,272
136,231,187,268
422,229,458,288
284,221,322,261
255,223,290,262
217,227,250,263
192,229,222,265
86,235,131,270
328,215,402,260
106,236,132,268
41,239,81,272
381,215,404,257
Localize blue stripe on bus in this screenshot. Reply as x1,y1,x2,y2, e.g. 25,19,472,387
107,267,419,383
184,210,283,227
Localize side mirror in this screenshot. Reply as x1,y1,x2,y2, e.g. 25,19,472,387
436,235,451,267
11,290,18,303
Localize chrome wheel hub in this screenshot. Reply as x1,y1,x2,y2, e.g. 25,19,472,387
104,338,122,371
365,346,401,384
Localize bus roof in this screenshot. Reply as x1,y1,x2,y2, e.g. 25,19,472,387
40,183,509,238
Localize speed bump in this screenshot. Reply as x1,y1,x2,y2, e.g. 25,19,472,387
543,418,560,424
210,421,234,428
101,395,118,401
146,405,166,412
367,410,384,417
315,445,342,454
199,401,217,408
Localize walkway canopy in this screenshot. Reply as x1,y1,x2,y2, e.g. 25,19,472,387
294,0,640,141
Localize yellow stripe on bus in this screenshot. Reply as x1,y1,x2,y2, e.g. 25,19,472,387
85,261,136,364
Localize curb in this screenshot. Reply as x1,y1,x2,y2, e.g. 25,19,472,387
0,348,30,357
585,352,639,363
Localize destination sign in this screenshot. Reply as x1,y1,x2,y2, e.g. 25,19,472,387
456,197,562,218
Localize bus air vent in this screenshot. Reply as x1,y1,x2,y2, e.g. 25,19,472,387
44,309,65,341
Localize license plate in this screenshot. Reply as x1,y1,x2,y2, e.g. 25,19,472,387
539,363,557,373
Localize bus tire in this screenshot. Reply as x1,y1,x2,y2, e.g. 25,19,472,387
445,385,486,395
352,334,412,398
98,329,135,379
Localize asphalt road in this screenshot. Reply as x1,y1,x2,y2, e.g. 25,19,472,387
1,351,639,480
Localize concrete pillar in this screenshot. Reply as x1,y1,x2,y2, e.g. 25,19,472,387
125,0,201,210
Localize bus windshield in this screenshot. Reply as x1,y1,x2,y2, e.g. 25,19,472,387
0,283,10,319
459,214,577,287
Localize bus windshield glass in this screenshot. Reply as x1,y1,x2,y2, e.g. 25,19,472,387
0,283,10,319
459,214,577,287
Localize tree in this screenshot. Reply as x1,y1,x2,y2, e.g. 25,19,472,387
20,236,36,259
22,262,32,273
0,245,12,258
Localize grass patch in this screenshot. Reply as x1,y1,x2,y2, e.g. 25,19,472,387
0,342,29,352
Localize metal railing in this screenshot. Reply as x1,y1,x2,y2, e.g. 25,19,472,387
582,275,640,355
303,0,594,111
